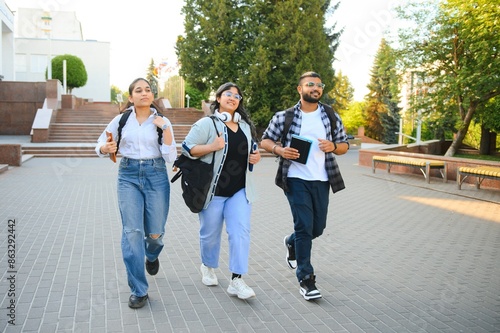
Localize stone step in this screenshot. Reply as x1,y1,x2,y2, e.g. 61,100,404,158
0,164,8,174
27,102,210,157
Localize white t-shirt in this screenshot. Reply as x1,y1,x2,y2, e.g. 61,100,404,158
287,107,328,181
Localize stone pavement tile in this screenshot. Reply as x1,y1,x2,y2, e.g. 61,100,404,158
0,151,499,332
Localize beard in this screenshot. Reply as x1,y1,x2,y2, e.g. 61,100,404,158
301,92,321,103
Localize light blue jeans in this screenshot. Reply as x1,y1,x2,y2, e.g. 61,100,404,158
199,188,251,275
118,157,170,297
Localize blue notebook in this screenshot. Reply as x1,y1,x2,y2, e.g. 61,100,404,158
290,134,313,164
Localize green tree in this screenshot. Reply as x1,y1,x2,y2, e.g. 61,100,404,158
110,85,123,104
475,97,500,154
184,83,208,110
328,70,353,116
395,0,500,156
341,101,366,135
245,0,341,127
146,59,159,99
176,0,251,94
49,54,87,94
364,39,401,144
176,0,342,128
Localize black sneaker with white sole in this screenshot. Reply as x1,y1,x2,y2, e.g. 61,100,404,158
299,275,322,301
284,235,297,269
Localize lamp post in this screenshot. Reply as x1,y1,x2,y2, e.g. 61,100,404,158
41,12,52,80
186,94,190,108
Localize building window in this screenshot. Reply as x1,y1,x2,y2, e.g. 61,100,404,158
31,54,49,73
15,54,28,72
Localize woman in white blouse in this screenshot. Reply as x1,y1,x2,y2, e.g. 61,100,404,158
96,78,176,309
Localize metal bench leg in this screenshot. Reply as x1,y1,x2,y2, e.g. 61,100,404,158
425,162,431,184
476,176,484,189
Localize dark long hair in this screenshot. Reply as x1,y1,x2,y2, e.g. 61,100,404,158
210,82,257,139
120,78,162,113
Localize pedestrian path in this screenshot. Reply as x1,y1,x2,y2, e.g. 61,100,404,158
0,150,499,332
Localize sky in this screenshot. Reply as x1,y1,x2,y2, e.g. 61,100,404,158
8,0,402,101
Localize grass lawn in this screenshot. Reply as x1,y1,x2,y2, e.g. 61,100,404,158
455,154,500,162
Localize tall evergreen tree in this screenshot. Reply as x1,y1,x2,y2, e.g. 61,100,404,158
364,39,401,143
176,0,252,94
245,0,341,125
146,58,159,99
328,69,354,116
176,0,342,127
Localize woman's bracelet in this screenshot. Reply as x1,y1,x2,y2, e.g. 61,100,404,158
272,144,279,156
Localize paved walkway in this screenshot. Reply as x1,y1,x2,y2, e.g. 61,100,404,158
0,149,499,332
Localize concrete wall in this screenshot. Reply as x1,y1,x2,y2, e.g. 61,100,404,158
0,144,21,166
0,80,61,135
0,81,46,134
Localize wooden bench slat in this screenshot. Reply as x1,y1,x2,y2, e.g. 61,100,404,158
372,156,445,167
457,166,500,190
372,155,447,183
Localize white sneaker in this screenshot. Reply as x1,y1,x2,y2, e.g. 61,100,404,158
227,277,256,299
200,264,218,286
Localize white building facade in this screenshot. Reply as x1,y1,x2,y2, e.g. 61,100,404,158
0,0,15,81
14,8,110,101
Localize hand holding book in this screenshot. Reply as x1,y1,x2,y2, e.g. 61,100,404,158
106,131,117,163
289,134,312,164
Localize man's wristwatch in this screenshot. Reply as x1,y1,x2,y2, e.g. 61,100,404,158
161,123,168,130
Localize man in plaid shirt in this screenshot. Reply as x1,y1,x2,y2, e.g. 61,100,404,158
261,71,349,301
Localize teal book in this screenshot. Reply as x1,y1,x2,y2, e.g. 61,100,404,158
290,134,313,164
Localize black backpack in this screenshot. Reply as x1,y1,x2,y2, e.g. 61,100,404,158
170,116,219,213
116,108,164,149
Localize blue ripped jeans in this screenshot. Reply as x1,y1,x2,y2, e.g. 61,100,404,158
118,157,170,297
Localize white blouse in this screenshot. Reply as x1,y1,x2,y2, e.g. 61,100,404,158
96,107,177,163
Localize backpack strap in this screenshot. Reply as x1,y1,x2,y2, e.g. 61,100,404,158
281,104,338,142
117,108,164,149
281,107,295,143
320,103,338,138
155,111,164,145
117,108,132,150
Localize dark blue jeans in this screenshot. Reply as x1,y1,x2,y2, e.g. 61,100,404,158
285,178,329,282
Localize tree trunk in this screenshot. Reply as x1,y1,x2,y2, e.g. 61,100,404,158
479,124,490,155
444,103,476,157
489,132,497,155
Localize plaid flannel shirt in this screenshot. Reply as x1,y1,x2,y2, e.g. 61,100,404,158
262,101,347,193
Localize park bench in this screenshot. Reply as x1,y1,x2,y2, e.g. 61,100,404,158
372,155,447,184
457,166,500,190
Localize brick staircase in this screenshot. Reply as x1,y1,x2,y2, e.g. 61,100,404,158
22,103,205,157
